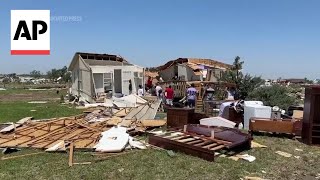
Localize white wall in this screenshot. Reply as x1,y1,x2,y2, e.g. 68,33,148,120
90,65,143,96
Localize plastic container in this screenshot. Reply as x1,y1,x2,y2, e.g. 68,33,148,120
244,105,271,130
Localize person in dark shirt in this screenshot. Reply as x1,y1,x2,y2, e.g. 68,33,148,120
128,79,132,94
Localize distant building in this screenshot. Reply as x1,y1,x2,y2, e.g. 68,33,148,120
68,52,144,102
278,78,306,86
147,58,232,82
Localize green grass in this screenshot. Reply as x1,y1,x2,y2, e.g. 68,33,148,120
0,101,81,122
0,88,80,122
0,137,319,180
0,89,319,179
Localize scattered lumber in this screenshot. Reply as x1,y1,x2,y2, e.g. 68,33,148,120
0,99,165,151
0,117,32,133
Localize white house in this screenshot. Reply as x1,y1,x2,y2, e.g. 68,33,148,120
68,52,144,103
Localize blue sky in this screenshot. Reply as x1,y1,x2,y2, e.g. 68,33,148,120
0,0,319,79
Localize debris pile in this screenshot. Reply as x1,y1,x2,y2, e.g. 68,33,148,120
0,98,164,152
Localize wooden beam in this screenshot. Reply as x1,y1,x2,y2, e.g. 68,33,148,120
68,142,74,167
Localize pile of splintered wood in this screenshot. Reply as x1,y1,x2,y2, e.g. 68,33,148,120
0,105,166,151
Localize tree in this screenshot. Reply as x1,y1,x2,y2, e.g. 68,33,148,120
238,74,264,99
247,84,296,110
220,56,263,99
2,77,10,88
30,70,41,78
46,66,71,83
304,77,313,84
231,56,244,80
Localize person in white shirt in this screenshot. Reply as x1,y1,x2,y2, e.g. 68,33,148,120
137,85,144,96
155,84,163,99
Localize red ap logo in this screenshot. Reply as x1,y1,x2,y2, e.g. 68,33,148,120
11,10,50,55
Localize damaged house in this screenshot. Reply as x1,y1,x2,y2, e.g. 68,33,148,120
148,58,232,82
68,52,144,102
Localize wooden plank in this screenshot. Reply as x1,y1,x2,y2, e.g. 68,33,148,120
202,143,218,149
140,119,166,127
125,105,145,120
186,139,203,145
0,117,32,133
210,144,225,151
194,140,213,147
177,138,196,143
140,100,161,120
69,142,74,167
250,118,294,134
135,105,150,120
171,135,191,141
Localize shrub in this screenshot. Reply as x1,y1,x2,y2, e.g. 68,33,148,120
247,84,296,110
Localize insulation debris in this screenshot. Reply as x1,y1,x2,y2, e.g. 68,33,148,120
94,127,129,152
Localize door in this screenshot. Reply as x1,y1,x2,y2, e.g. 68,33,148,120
114,69,122,93
93,73,104,94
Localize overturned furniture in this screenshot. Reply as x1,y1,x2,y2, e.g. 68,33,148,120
249,118,302,136
166,107,208,128
302,85,320,145
148,124,251,161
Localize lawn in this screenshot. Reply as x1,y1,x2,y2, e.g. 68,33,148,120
0,89,319,180
0,88,81,122
0,101,81,123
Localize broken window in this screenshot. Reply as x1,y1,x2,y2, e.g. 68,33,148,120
134,72,138,78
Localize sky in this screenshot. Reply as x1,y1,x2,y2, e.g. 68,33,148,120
0,0,319,79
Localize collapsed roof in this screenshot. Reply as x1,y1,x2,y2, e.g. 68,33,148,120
68,52,133,71
77,52,128,62
148,58,233,71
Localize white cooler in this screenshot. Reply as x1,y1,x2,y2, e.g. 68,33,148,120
244,105,271,130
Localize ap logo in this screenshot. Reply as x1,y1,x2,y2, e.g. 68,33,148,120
11,10,50,55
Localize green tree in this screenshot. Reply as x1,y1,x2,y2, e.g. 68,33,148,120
231,56,244,80
247,84,296,110
46,66,71,83
2,77,10,88
304,77,313,84
220,56,263,99
30,70,41,78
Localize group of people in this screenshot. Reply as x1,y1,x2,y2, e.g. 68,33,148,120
135,76,238,109
155,84,174,106
142,76,200,108
154,82,198,108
